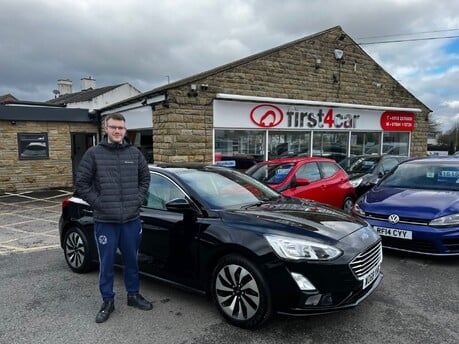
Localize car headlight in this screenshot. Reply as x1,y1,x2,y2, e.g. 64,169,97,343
352,202,365,217
264,234,342,261
350,177,362,188
429,213,459,227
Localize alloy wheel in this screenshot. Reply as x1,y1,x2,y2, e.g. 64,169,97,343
215,264,260,320
64,230,86,269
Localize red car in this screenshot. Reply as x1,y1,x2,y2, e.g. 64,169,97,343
246,157,356,212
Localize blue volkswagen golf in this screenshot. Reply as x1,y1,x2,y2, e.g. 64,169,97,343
353,156,459,256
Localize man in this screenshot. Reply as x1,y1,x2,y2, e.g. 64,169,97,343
76,112,152,323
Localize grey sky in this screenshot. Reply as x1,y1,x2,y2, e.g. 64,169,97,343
1,0,459,131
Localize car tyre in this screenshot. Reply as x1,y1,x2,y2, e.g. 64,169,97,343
343,196,354,214
63,227,94,273
211,254,272,329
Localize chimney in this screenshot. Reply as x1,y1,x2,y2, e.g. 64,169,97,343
81,76,96,91
57,79,72,95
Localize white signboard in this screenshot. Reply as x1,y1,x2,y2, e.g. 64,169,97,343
214,99,416,131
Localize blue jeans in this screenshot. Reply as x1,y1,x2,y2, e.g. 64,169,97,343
94,219,142,301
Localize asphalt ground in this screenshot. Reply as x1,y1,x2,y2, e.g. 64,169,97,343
0,189,73,255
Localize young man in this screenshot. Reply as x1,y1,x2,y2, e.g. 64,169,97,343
76,112,152,323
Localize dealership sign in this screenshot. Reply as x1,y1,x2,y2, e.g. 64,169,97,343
215,100,415,131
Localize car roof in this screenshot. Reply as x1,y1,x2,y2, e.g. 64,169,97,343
257,156,335,164
404,156,459,164
148,163,230,173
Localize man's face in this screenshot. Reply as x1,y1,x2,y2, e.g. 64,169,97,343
105,119,126,144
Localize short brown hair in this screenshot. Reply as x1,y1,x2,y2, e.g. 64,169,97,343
104,112,126,124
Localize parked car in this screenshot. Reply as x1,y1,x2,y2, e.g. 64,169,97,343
214,153,257,170
339,155,409,197
245,157,356,213
60,164,382,328
20,142,47,158
353,156,459,256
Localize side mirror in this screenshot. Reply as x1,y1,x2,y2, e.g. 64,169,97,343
165,198,191,212
295,178,310,186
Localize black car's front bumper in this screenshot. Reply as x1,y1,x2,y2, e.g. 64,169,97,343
277,272,383,315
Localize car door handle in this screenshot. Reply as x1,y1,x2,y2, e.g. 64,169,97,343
82,209,93,214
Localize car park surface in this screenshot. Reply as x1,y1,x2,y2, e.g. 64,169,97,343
1,188,457,343
59,164,381,328
339,155,409,197
354,156,459,256
245,157,356,213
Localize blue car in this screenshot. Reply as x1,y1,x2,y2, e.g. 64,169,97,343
353,156,459,256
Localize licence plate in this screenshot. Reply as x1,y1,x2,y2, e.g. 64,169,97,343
375,226,412,240
362,264,380,289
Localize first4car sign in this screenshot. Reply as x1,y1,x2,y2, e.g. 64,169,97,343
214,99,416,131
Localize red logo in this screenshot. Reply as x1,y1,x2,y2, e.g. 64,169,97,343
250,104,284,127
380,111,415,131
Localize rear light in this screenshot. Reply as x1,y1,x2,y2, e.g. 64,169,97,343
62,197,71,209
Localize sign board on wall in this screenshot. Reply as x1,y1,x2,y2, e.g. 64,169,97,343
214,99,416,131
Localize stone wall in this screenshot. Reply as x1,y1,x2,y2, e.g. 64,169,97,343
152,27,429,164
0,121,96,192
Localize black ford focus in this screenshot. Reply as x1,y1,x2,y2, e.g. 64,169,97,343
59,164,382,328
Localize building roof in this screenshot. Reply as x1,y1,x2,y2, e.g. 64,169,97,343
0,94,18,103
47,84,125,105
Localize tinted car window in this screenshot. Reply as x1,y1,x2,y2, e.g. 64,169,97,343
146,173,186,209
248,163,296,184
381,162,459,191
296,162,321,181
178,169,280,208
380,158,401,173
346,157,379,173
319,161,340,178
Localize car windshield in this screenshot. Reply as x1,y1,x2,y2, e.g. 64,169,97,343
246,163,296,184
177,168,282,209
380,162,459,191
342,157,379,173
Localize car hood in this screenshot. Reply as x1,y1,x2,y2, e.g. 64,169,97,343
361,187,459,219
220,199,367,241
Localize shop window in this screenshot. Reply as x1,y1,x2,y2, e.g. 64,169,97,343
351,132,381,155
268,131,311,159
312,132,349,162
215,129,265,163
382,132,409,156
17,133,49,160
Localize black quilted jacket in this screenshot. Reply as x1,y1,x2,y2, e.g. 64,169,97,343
75,136,150,223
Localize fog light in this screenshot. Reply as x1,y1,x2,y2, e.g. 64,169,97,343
291,272,317,291
304,294,322,306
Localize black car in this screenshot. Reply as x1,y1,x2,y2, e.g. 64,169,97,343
339,155,409,197
59,165,383,328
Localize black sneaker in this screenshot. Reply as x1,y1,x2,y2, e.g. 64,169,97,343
127,293,153,311
95,300,115,323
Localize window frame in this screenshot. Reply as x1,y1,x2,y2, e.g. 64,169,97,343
17,132,49,160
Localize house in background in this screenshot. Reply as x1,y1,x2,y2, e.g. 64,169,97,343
0,77,142,192
47,77,141,110
0,94,18,102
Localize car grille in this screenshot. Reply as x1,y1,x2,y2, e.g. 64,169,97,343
349,242,382,279
365,213,429,225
